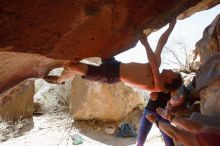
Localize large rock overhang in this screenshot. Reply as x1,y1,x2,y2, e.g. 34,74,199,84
0,0,219,61
0,0,219,94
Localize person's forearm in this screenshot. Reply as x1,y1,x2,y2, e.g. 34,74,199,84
139,35,155,62
151,66,164,92
157,120,179,141
156,29,172,54
159,25,174,43
155,20,176,64
145,49,164,92
142,41,154,64
171,117,204,133
160,21,176,44
157,120,199,146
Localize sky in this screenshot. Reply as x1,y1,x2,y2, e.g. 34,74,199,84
115,4,220,70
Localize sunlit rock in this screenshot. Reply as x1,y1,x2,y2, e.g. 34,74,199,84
200,79,220,117
0,80,34,121
196,53,220,91
70,75,146,121
196,54,220,117
0,0,218,60
195,14,220,117
192,14,220,65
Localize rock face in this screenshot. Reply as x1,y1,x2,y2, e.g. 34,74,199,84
70,75,146,121
0,0,218,60
195,14,220,91
200,79,220,117
196,53,220,91
177,0,219,19
194,14,220,117
0,1,219,94
193,14,220,66
0,80,34,120
197,54,220,117
0,52,65,94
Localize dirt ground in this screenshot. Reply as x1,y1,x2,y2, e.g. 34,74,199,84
0,111,164,146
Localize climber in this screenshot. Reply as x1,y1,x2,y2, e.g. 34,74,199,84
45,19,182,146
45,20,182,94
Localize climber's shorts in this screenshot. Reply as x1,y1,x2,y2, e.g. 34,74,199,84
82,59,121,84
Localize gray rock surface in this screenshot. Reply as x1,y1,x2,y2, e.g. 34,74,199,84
0,80,34,120
70,75,146,121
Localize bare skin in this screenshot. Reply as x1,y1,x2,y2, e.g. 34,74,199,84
147,114,199,146
147,108,202,146
121,20,177,92
166,85,187,111
45,20,177,92
149,108,220,146
119,63,154,90
156,107,204,133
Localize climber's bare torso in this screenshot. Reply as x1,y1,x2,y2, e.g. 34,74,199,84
120,63,154,90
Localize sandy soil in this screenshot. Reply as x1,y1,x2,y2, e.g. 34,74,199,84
1,111,164,146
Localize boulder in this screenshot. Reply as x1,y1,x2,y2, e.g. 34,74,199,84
196,53,220,117
196,53,220,91
192,14,220,66
195,14,220,91
70,75,146,121
0,80,34,121
194,14,220,117
200,79,220,117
